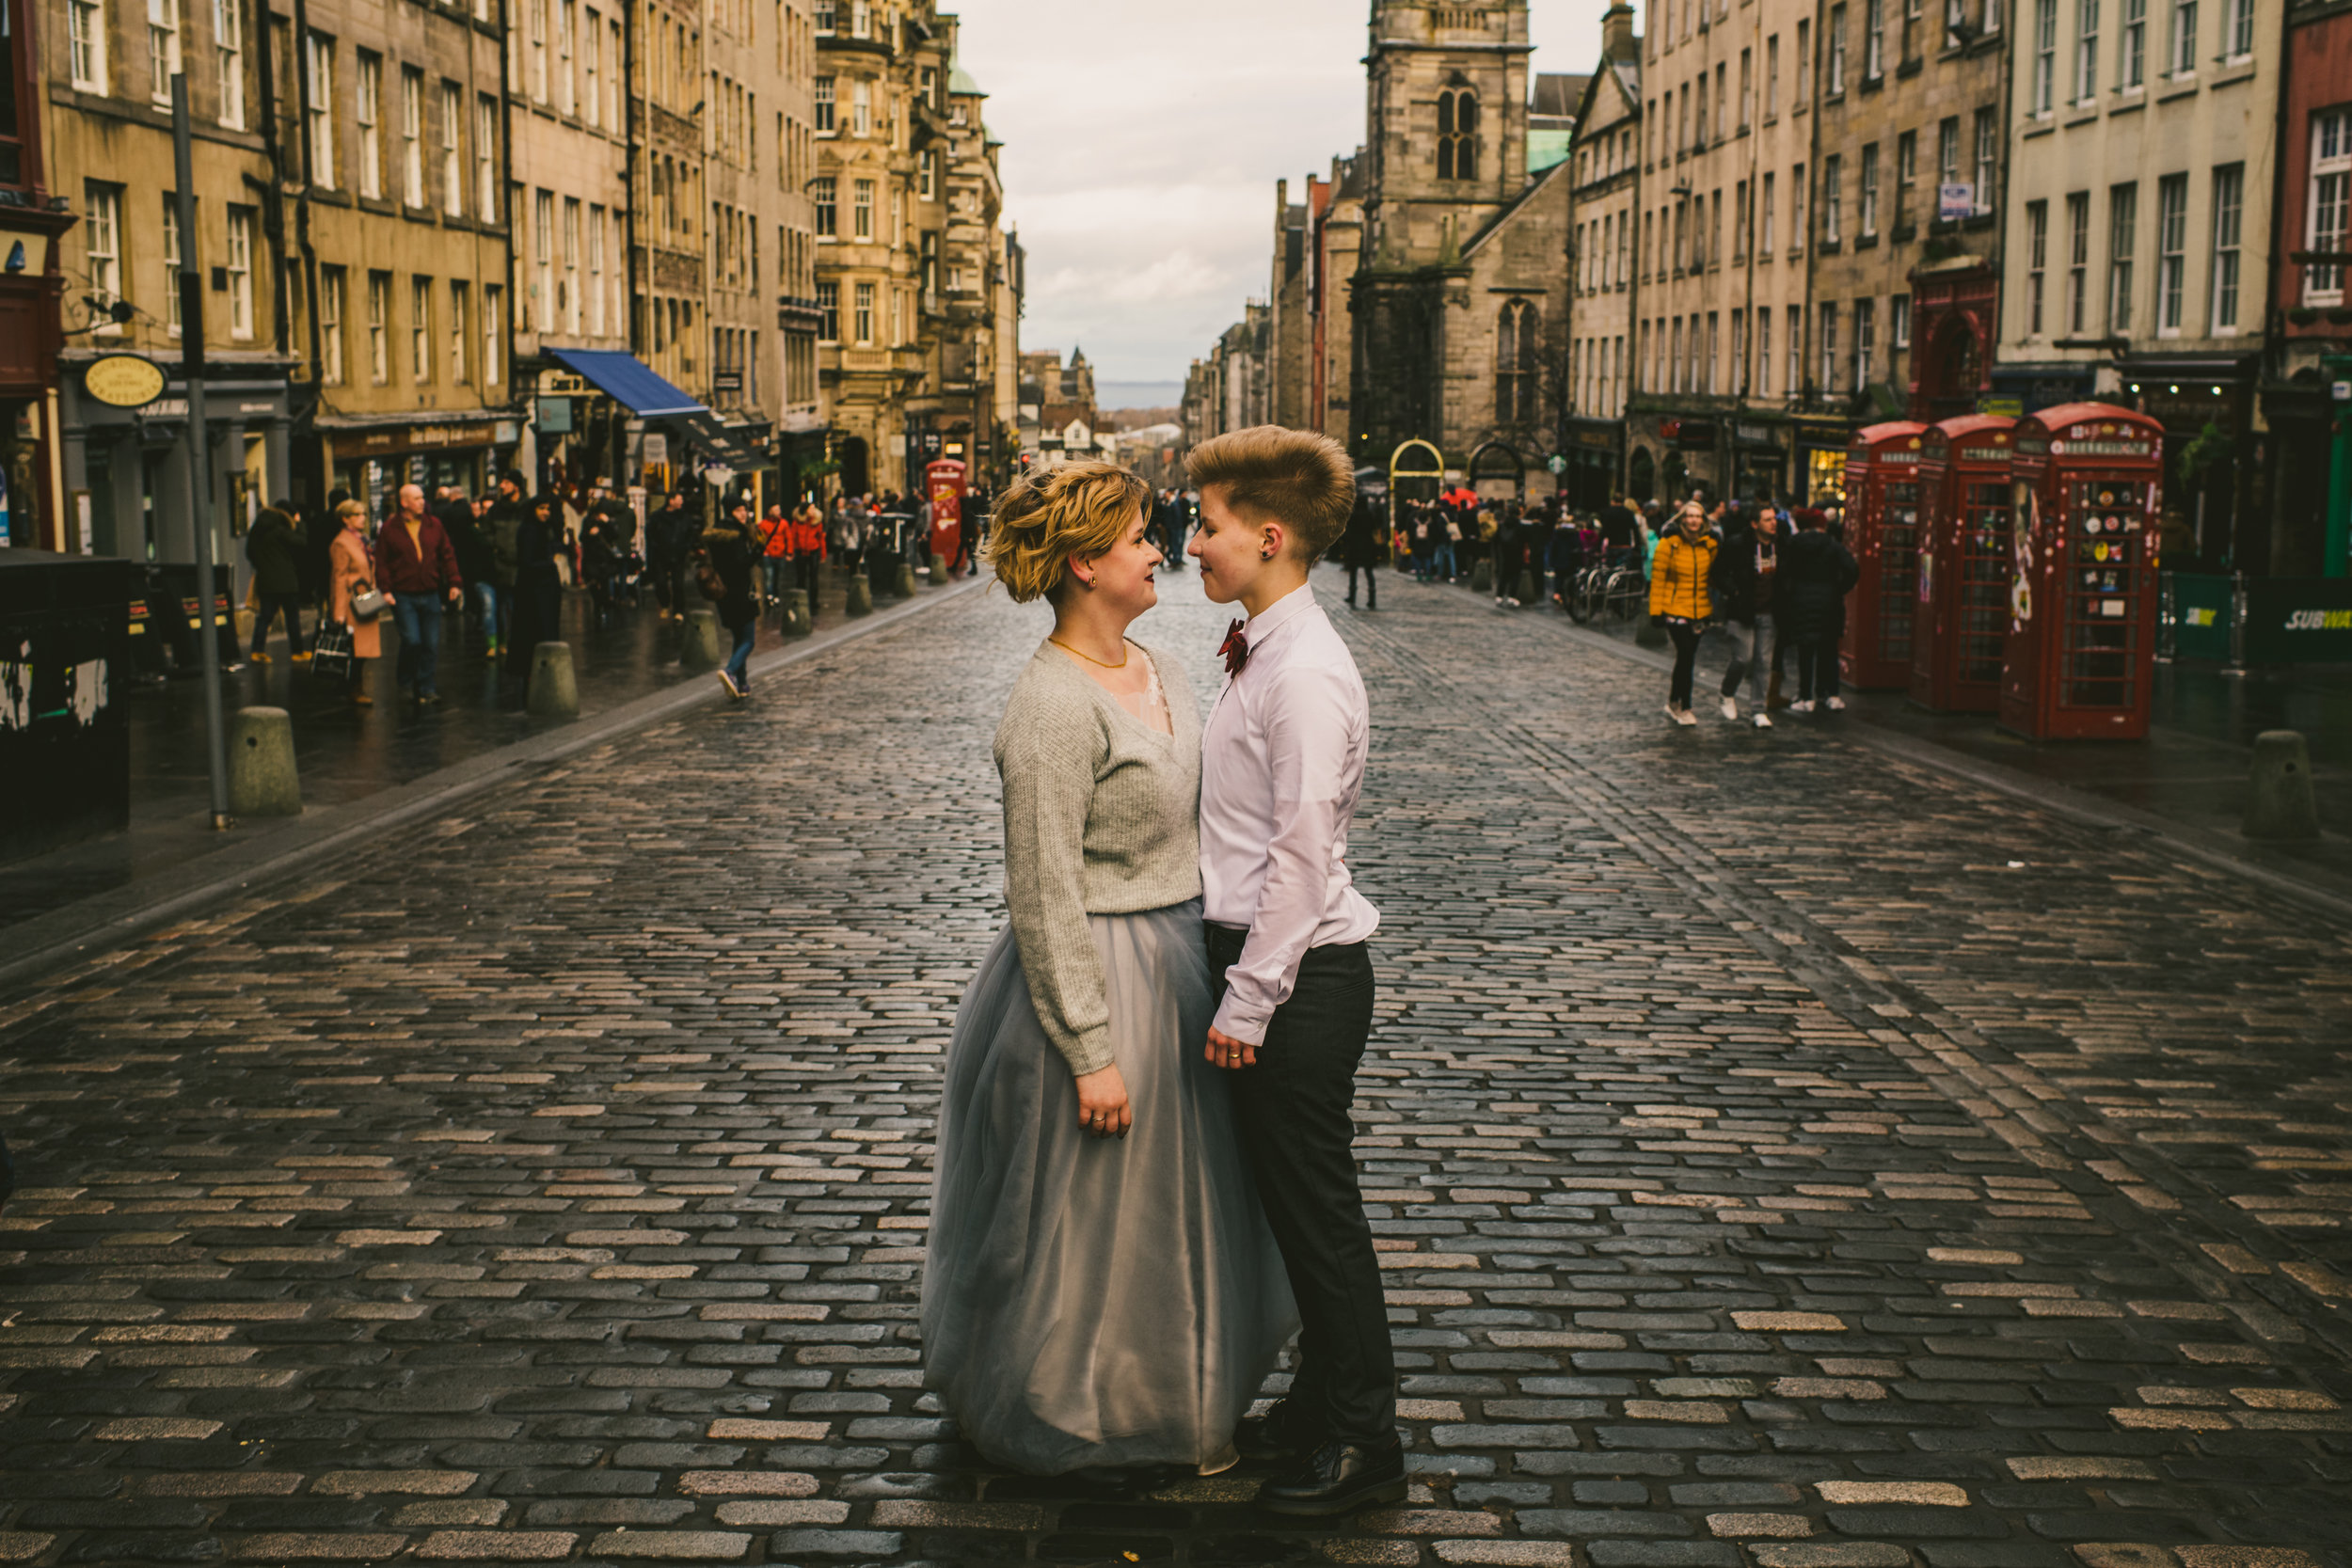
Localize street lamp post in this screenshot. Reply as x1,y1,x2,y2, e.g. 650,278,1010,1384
173,73,232,832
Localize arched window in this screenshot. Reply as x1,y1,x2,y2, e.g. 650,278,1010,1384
1438,85,1480,181
1495,299,1538,424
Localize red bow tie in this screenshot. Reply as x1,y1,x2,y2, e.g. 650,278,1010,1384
1218,618,1250,677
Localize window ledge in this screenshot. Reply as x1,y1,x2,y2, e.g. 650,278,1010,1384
1819,239,1843,253
2157,78,2200,103
1854,233,1880,250
2021,119,2055,138
1861,72,1884,94
1892,221,1917,242
1897,55,1924,78
2109,95,2146,117
2211,59,2257,88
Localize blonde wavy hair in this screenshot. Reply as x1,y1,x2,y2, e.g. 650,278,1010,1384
982,461,1153,605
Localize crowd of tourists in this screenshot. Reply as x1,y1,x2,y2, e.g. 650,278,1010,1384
1338,485,1861,730
235,476,1004,711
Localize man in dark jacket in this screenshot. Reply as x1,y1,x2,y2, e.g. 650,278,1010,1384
646,492,693,618
507,493,570,677
246,504,309,661
478,473,532,657
1708,504,1789,727
373,483,465,705
703,497,761,699
1340,492,1382,610
1780,510,1861,712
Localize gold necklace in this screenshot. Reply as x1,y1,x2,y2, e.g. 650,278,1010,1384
1050,636,1129,670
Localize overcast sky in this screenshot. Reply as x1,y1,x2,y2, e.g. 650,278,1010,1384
957,0,1613,393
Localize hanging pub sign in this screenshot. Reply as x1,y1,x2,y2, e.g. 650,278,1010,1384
84,354,167,410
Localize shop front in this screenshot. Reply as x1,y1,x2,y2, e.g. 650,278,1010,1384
1560,418,1622,508
1790,416,1851,509
323,415,516,518
545,349,753,505
2119,361,2255,575
1732,420,1788,505
58,352,295,569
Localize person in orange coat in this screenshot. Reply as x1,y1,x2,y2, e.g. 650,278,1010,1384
1646,502,1718,727
326,499,384,706
791,500,828,624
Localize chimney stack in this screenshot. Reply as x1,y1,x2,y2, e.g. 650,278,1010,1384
1601,2,1637,61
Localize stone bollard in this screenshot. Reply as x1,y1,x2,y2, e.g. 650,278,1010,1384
1470,560,1494,594
2244,729,2321,841
1515,568,1538,604
895,562,919,599
783,588,812,638
846,576,874,617
680,609,723,671
929,550,949,583
527,641,580,717
228,706,301,816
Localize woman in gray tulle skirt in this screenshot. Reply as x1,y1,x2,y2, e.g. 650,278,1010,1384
922,464,1296,1479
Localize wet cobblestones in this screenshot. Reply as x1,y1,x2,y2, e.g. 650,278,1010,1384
0,565,2346,1567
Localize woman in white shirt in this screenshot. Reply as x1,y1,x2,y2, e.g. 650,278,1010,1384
920,463,1295,1485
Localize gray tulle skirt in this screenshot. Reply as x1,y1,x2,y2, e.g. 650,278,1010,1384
921,899,1298,1475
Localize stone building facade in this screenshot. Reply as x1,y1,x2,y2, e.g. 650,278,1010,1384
1804,0,2009,486
1346,0,1580,499
1268,180,1311,430
1622,0,1821,506
1994,0,2278,566
2265,0,2352,576
1309,152,1365,445
1564,7,1641,506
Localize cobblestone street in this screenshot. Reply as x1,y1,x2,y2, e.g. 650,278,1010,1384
3,563,2349,1568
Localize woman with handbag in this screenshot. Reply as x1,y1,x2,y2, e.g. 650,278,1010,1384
326,499,384,707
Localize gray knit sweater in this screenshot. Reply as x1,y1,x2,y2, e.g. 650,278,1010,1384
993,639,1204,1076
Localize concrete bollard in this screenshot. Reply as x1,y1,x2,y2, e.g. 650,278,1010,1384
929,550,949,583
895,562,919,599
527,641,580,717
2245,729,2321,840
783,588,812,638
846,576,874,617
228,706,301,816
1470,560,1494,594
680,609,723,671
1515,568,1538,604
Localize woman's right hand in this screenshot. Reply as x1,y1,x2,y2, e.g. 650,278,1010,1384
1073,1063,1131,1140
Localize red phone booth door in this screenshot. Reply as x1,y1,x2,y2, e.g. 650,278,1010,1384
1913,480,2012,711
2060,477,2152,715
1870,481,1921,685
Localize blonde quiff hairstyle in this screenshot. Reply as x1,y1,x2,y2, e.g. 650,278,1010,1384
982,461,1153,605
1184,425,1355,561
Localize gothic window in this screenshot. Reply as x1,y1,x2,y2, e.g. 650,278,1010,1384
1495,299,1538,423
1438,86,1480,181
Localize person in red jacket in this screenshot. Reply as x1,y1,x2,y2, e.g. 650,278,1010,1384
791,500,828,625
374,482,466,706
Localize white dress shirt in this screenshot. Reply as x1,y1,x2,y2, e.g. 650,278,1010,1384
1200,583,1380,1044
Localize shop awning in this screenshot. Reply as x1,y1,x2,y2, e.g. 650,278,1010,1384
680,412,756,471
544,349,706,419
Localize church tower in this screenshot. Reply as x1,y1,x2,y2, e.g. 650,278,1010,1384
1351,2,1536,464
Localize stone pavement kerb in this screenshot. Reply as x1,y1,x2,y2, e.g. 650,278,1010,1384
2,575,992,994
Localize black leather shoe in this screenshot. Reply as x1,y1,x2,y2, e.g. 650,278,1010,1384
1234,1397,1321,1462
1254,1436,1406,1516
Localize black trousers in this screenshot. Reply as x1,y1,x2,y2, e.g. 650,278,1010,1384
1797,639,1839,699
1204,927,1395,1447
1344,562,1377,608
1667,621,1702,709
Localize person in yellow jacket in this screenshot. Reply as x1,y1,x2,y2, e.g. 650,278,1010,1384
1647,502,1718,726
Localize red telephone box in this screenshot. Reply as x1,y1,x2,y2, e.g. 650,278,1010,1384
1838,420,1928,690
924,458,967,563
1999,404,2165,740
1909,415,2015,714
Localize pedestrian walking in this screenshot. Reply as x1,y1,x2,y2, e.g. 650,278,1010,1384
307,492,347,617
1708,504,1785,728
1648,501,1717,726
757,504,794,612
647,492,692,618
507,494,568,677
477,473,531,658
923,460,1293,1487
1778,509,1860,712
326,499,383,707
244,503,309,662
791,499,828,620
437,487,495,651
703,497,761,700
1340,491,1382,610
373,483,465,707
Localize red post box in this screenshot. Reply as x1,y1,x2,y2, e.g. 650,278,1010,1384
924,458,967,563
1999,403,2165,740
1908,415,2016,714
1837,420,1928,691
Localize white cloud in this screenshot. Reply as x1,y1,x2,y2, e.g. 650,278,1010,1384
958,0,1612,384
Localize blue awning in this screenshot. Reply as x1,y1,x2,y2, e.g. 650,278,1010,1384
545,348,707,419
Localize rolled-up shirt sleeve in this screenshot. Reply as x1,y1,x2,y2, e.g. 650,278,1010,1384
1211,662,1359,1045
